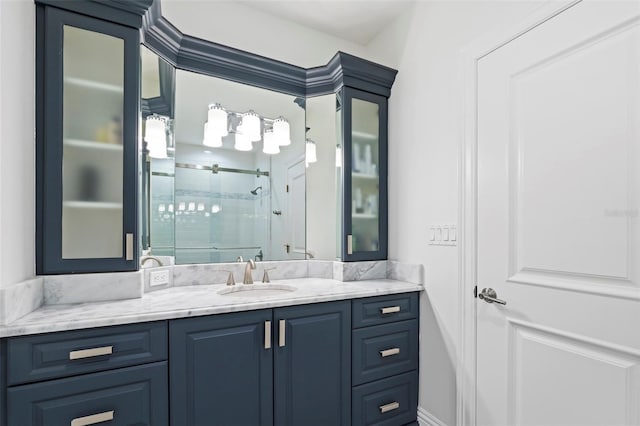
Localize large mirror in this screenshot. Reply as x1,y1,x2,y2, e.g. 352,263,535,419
141,60,329,264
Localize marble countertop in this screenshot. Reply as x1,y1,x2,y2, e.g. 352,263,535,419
0,278,423,338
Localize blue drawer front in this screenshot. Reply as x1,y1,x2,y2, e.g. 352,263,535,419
352,293,419,329
7,361,168,426
353,319,418,386
7,321,167,386
352,371,418,426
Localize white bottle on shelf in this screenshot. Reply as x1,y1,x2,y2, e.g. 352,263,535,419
364,144,372,175
353,143,361,172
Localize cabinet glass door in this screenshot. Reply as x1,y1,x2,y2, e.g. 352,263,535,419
62,26,125,259
342,88,388,261
37,7,139,273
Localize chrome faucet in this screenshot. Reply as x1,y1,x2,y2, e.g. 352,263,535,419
140,256,164,267
243,259,256,284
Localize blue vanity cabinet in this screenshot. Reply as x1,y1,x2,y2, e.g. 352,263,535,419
36,4,140,274
274,301,351,426
351,292,420,426
170,301,351,426
170,309,274,426
341,87,389,262
4,321,169,426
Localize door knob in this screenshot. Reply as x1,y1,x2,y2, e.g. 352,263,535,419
478,288,507,305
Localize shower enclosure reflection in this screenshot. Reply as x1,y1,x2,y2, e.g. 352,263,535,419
143,67,307,264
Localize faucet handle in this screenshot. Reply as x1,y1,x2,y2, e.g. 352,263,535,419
220,270,236,286
262,268,276,283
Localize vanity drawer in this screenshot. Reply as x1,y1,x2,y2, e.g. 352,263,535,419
352,371,418,426
7,361,168,426
7,321,167,385
353,319,418,386
352,293,419,328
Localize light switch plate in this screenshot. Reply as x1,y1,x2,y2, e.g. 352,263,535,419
429,224,457,246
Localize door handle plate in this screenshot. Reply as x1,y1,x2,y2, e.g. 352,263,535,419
279,319,286,347
71,410,114,426
265,321,271,349
379,401,399,413
69,345,113,360
478,288,507,305
380,347,400,357
380,306,400,315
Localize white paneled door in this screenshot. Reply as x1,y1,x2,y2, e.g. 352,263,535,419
476,1,640,425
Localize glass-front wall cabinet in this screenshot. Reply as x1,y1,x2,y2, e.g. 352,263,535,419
342,88,388,261
37,7,139,274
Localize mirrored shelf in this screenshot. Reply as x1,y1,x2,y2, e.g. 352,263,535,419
64,76,124,94
63,201,123,209
64,139,123,152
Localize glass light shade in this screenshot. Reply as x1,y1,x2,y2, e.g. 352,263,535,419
306,139,317,163
273,117,291,146
335,144,342,168
207,103,228,137
262,129,280,155
234,125,253,151
144,115,167,159
241,111,261,142
203,122,223,148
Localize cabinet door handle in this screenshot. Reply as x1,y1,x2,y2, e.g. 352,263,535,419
379,401,400,414
380,347,400,357
380,306,401,315
279,319,286,347
265,321,272,349
347,235,353,255
71,410,114,426
125,233,134,261
69,345,113,360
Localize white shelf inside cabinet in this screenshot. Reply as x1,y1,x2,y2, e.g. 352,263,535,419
352,131,377,141
352,172,378,180
64,139,123,152
64,77,123,94
353,213,378,219
63,201,123,210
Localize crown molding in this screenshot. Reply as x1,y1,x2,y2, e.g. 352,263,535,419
36,0,397,98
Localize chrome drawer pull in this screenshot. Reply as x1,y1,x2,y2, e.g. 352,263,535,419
380,347,400,357
279,319,286,347
71,410,114,426
69,346,113,360
265,321,272,349
379,401,400,413
380,306,401,315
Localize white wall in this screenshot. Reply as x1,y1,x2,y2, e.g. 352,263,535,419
0,0,35,288
161,0,368,68
366,2,544,424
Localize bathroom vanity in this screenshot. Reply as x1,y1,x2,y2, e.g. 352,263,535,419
0,281,420,426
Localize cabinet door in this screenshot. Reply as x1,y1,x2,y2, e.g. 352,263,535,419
274,301,351,426
341,87,388,261
8,362,168,426
36,6,139,274
170,310,273,426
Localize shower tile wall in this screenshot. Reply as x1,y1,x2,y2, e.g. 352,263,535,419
150,158,175,257
174,144,270,264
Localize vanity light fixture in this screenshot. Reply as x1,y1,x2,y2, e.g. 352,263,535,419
262,129,280,154
234,124,253,151
203,103,291,153
336,144,342,168
203,122,223,148
144,114,168,159
241,110,261,142
306,139,317,164
273,117,291,146
207,103,228,137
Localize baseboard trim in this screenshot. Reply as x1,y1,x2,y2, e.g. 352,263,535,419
418,406,448,426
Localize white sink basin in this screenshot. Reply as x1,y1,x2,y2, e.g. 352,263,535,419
218,284,297,298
